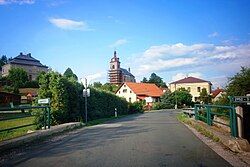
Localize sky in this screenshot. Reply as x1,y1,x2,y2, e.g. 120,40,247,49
0,0,250,88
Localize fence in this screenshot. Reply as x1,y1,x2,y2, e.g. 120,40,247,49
194,104,237,137
0,105,51,134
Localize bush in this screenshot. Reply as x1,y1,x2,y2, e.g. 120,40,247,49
152,102,174,110
128,101,144,114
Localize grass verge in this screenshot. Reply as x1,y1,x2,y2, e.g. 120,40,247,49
177,113,220,142
0,116,36,142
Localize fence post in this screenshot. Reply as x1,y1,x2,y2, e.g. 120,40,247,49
207,105,212,126
229,108,234,136
44,108,47,130
194,105,198,120
47,107,50,129
232,107,238,137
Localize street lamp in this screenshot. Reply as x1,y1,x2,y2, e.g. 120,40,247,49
175,84,177,109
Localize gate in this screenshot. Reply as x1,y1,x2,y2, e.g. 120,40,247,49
194,104,237,137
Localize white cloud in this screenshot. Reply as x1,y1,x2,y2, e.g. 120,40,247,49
128,43,250,79
81,72,105,85
208,32,219,38
109,39,128,48
0,0,34,5
49,18,93,31
172,72,202,82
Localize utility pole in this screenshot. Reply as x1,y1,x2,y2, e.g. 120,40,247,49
175,84,177,109
85,78,88,125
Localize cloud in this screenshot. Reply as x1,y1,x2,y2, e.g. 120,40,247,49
0,0,34,5
49,18,93,31
109,39,128,48
172,72,202,82
208,32,219,38
128,43,250,78
81,72,105,85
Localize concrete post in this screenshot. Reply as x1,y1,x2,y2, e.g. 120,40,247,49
236,106,243,138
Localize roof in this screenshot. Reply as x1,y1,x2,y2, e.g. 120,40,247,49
120,68,134,77
119,82,163,97
211,88,224,98
8,53,48,68
170,76,210,84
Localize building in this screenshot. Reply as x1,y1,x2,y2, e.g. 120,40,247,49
116,82,163,105
2,52,48,81
108,51,135,85
169,77,212,102
211,88,224,102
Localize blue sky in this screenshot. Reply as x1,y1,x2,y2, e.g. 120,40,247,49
0,0,250,88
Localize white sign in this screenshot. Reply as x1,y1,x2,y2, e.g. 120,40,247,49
38,98,50,104
145,97,153,103
83,89,90,97
233,96,250,103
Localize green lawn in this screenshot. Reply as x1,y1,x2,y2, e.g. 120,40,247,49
0,114,36,141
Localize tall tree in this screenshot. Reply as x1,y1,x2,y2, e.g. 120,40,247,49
7,68,28,93
141,77,148,83
0,55,7,67
148,73,167,88
63,68,78,81
199,88,212,104
227,67,250,96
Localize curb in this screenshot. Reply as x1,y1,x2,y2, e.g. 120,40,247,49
0,122,84,153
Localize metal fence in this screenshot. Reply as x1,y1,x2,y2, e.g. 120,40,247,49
0,105,50,133
194,104,237,137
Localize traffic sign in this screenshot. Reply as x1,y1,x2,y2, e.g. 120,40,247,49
83,89,90,97
38,98,50,104
233,96,250,103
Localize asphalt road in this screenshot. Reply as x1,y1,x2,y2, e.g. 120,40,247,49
2,110,231,167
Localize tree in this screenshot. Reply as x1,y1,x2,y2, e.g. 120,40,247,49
63,68,78,81
147,73,167,88
0,55,7,67
227,67,250,96
92,82,102,89
7,68,28,93
141,77,148,83
199,88,212,104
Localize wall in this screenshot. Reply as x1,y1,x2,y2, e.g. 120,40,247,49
2,64,48,80
170,82,211,101
116,83,137,103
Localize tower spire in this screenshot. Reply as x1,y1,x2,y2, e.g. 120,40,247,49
114,50,117,58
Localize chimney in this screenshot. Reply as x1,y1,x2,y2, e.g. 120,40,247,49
20,52,23,56
128,67,130,72
27,53,31,57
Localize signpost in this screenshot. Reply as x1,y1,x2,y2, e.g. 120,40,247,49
232,96,250,103
83,78,90,125
38,98,50,129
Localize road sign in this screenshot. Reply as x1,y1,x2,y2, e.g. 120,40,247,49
233,96,250,103
83,88,90,97
38,98,50,104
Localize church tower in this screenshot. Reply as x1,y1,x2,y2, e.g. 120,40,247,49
108,51,122,85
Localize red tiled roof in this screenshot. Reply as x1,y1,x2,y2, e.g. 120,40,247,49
170,77,210,84
125,82,163,97
211,88,224,98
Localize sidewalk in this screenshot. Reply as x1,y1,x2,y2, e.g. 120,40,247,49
0,122,84,153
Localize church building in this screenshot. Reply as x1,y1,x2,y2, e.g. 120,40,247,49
108,51,135,85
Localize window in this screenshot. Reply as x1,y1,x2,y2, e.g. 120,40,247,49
119,91,120,94
187,87,191,92
112,65,115,69
197,87,201,92
124,85,126,87
130,90,132,93
129,97,131,103
123,89,127,93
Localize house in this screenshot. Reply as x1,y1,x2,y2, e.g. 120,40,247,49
211,88,224,102
2,52,48,81
0,91,21,107
108,51,135,85
169,77,212,102
116,82,164,105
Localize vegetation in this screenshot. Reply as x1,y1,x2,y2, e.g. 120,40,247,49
0,55,8,68
63,67,78,81
152,88,193,110
141,73,167,88
0,113,36,141
199,88,212,104
91,82,118,93
226,67,250,96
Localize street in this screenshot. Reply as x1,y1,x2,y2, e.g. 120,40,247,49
2,110,231,167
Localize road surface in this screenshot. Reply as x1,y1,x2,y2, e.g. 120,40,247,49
1,110,231,167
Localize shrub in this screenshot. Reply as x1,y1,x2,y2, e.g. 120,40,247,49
152,102,174,110
128,101,144,114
